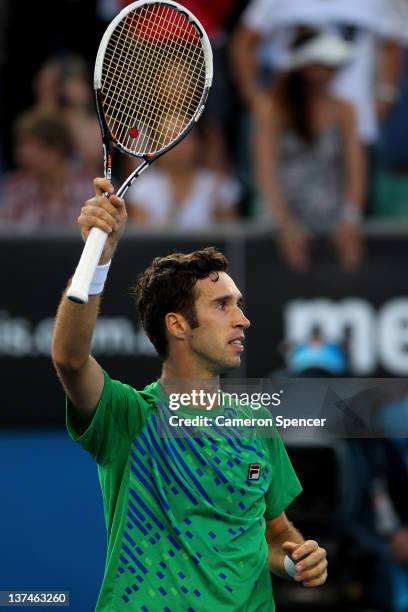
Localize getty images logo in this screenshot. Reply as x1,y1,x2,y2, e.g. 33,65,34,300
247,463,261,481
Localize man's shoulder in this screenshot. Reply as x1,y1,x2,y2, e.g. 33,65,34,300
140,379,160,396
104,372,160,408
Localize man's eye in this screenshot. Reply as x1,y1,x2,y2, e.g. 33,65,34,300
217,301,226,309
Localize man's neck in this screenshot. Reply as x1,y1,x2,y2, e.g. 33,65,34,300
159,359,220,407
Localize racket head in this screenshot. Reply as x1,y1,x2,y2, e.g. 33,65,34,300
94,0,213,160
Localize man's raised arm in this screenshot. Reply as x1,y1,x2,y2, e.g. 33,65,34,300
51,178,127,426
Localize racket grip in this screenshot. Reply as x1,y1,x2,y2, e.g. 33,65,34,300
67,227,108,304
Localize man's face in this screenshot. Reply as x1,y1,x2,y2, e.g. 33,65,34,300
184,272,251,374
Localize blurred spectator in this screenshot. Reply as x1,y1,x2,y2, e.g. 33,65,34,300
231,0,405,146
126,128,241,228
252,29,366,272
0,114,93,229
18,54,100,174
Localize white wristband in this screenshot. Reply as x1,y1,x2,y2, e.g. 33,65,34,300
88,260,111,295
284,554,297,578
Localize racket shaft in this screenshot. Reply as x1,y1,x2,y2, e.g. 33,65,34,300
116,160,149,198
67,228,108,303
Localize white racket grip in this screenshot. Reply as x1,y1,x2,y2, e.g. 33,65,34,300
67,227,108,304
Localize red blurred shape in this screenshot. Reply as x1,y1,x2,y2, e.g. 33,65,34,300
126,4,199,45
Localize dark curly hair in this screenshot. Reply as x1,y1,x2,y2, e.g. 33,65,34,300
133,247,228,359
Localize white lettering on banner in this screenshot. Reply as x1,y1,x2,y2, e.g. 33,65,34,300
34,319,55,355
285,298,408,375
3,299,408,374
92,318,139,354
0,311,156,357
0,311,33,356
378,299,408,375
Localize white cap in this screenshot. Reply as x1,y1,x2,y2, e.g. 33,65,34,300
289,32,353,70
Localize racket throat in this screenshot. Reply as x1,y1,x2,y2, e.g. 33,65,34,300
116,159,151,198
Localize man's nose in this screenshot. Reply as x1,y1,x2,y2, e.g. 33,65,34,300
235,311,250,329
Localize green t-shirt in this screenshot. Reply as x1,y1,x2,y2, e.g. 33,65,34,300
66,371,302,612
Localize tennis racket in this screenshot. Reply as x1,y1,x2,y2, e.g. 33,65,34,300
67,0,213,303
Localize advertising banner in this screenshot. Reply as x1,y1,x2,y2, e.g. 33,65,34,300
1,234,406,426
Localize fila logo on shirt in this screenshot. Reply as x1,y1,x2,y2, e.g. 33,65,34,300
248,463,261,481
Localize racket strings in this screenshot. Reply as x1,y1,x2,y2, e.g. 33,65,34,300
125,5,203,148
102,7,202,149
100,4,206,155
103,39,204,116
107,8,204,150
102,15,140,128
103,36,202,136
103,69,197,146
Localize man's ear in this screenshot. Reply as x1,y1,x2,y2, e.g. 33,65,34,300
165,312,188,341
